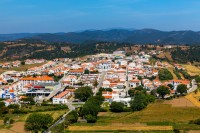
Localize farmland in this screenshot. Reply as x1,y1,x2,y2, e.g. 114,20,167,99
0,110,67,133
69,99,200,132
182,64,200,76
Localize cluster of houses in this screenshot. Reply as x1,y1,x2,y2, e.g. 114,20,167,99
0,50,192,106
0,59,46,69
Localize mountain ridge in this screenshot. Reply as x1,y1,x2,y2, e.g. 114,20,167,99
1,29,200,44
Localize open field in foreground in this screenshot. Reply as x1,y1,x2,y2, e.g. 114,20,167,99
0,110,67,133
71,99,200,132
68,125,173,131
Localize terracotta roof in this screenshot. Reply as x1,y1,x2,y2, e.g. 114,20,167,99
54,90,69,98
69,69,84,73
104,95,112,99
21,76,54,81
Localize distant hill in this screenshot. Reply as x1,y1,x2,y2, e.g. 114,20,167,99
1,29,200,44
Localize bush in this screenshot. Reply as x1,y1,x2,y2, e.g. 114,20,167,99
158,69,173,80
4,117,9,124
86,114,97,123
123,107,132,112
189,119,200,125
65,110,78,124
110,102,124,112
13,109,28,114
100,108,108,112
173,129,180,133
10,119,15,124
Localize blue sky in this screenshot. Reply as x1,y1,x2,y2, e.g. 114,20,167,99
1,0,200,33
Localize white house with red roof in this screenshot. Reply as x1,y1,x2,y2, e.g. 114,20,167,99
52,89,74,104
129,79,141,88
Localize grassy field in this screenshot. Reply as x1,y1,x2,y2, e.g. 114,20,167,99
185,92,200,107
156,52,173,62
0,62,46,74
167,67,178,80
0,110,67,133
70,100,200,131
68,125,173,132
182,64,200,76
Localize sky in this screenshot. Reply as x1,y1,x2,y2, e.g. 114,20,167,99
1,0,200,33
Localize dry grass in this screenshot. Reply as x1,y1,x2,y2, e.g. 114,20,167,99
157,52,173,62
68,125,173,131
163,97,195,107
165,52,173,62
168,67,178,80
0,62,46,73
185,92,200,107
182,64,200,76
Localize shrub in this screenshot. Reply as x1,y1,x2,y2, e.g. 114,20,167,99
123,107,132,112
158,69,173,80
65,110,78,124
4,117,9,124
173,129,180,133
189,119,200,125
110,102,124,112
100,108,107,112
10,119,15,124
86,114,97,123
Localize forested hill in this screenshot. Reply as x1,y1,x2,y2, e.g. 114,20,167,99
1,29,200,45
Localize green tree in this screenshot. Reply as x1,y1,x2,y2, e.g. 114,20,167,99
24,113,53,133
128,89,135,97
85,114,97,123
51,122,65,133
167,84,174,90
21,61,25,65
74,86,93,102
81,100,100,117
158,69,173,80
130,93,148,111
65,110,78,124
84,69,90,74
88,95,105,106
110,102,124,112
157,86,170,99
195,76,200,83
8,104,19,110
134,86,144,91
176,84,187,95
3,117,10,125
0,102,5,108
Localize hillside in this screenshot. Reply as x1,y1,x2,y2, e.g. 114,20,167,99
1,29,200,44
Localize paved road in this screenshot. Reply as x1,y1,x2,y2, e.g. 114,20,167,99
44,85,65,101
188,79,198,93
44,75,67,101
94,71,107,95
45,101,75,133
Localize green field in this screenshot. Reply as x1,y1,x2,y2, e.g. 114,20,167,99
0,108,67,133
71,100,200,131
